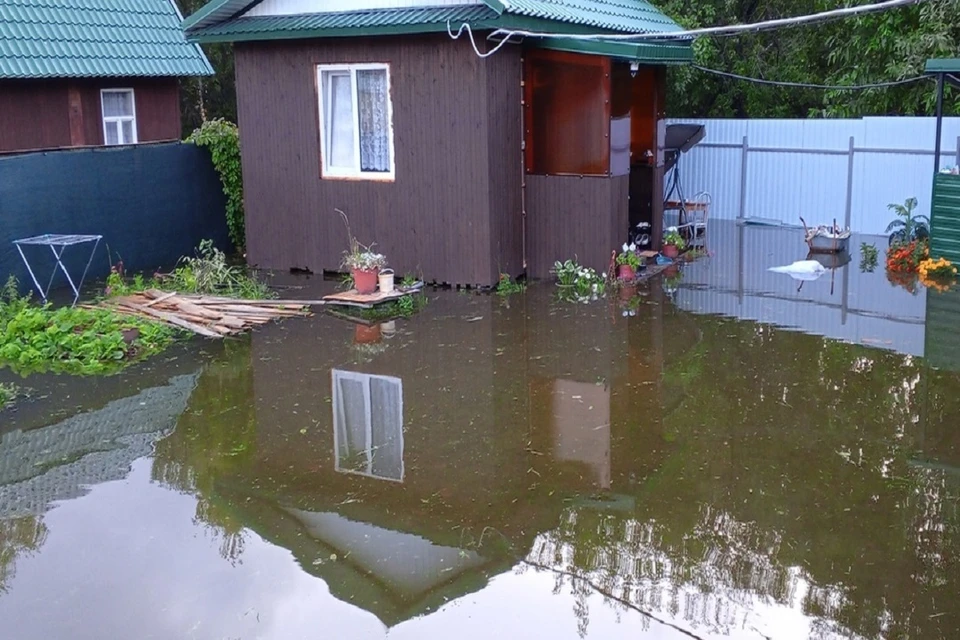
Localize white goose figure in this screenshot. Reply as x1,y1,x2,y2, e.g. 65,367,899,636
768,260,827,282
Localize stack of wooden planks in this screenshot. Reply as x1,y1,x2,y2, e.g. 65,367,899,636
92,289,311,338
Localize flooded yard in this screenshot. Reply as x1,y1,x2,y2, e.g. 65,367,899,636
3,228,960,639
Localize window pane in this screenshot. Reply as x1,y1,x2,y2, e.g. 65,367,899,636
105,122,119,146
102,91,133,118
121,120,134,144
369,377,403,480
357,69,391,173
323,71,355,170
335,376,368,473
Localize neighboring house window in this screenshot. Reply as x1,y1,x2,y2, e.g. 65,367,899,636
100,89,137,145
332,370,404,482
317,64,395,180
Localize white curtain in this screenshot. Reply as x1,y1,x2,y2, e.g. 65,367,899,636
325,71,355,169
357,69,390,173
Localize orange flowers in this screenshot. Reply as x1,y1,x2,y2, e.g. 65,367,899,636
885,240,928,273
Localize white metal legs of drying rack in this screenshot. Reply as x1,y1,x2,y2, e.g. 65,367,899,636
12,234,102,306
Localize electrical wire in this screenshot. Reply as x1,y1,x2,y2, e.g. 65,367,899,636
692,65,932,90
449,0,924,47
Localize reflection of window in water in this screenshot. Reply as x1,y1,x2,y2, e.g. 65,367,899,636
332,370,404,482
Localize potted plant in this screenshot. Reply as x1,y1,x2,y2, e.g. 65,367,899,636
343,248,387,294
662,228,686,259
616,243,640,280
337,209,386,294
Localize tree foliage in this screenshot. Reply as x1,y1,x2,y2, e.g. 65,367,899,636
185,120,245,250
662,0,960,118
175,0,237,135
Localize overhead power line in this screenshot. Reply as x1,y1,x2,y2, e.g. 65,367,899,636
693,65,932,90
449,0,924,46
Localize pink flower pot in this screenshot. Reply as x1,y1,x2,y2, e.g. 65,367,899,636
352,267,379,294
662,244,680,259
617,264,636,281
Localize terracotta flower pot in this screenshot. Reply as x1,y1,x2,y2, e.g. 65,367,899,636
617,264,636,281
663,264,680,278
354,324,382,344
662,244,680,259
352,267,379,294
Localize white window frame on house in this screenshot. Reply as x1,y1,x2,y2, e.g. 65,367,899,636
331,369,404,482
316,63,396,181
100,88,138,146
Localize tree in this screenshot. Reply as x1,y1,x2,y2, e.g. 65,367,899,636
175,0,238,136
662,0,960,118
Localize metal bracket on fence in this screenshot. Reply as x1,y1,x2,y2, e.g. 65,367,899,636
12,234,103,306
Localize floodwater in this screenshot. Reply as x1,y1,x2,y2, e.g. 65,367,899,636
2,230,960,640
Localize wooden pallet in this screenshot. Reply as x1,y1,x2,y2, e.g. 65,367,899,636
322,285,420,309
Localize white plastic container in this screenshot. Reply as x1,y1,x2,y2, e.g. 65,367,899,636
378,268,395,294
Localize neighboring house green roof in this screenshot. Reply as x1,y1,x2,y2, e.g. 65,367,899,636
184,1,690,63
0,0,213,79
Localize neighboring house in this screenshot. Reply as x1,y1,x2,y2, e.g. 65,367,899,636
185,0,691,286
0,0,213,153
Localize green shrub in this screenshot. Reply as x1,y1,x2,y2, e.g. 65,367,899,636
186,119,244,250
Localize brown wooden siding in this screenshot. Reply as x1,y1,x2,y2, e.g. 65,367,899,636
525,174,629,278
0,80,72,152
235,35,524,286
484,43,524,279
0,78,181,154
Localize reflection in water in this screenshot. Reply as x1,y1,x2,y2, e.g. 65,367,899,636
1,280,959,639
332,370,404,482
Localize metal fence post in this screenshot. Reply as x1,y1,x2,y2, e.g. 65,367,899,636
738,135,748,220
955,136,959,167
844,136,855,229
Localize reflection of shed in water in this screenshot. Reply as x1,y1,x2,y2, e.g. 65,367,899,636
220,289,673,620
183,0,692,285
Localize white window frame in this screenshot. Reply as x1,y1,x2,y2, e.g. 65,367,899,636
316,63,396,181
331,369,404,482
100,88,138,146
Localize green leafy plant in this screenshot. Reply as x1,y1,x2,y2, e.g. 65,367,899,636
166,240,274,299
0,278,176,376
860,242,879,272
886,197,930,247
616,243,641,268
663,229,687,250
186,119,245,249
495,273,526,296
552,260,606,302
335,294,426,323
400,274,419,288
0,382,18,409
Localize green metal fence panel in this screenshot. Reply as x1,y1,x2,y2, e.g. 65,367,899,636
930,173,960,263
925,286,960,371
0,143,229,294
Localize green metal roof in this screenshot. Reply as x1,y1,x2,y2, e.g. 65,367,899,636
186,0,684,38
0,0,213,79
191,5,501,41
926,58,960,74
501,0,682,34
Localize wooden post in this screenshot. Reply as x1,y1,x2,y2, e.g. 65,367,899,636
67,84,85,146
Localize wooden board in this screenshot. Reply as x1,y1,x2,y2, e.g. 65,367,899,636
322,288,414,309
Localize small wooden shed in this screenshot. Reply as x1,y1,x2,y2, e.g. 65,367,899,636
185,0,692,286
